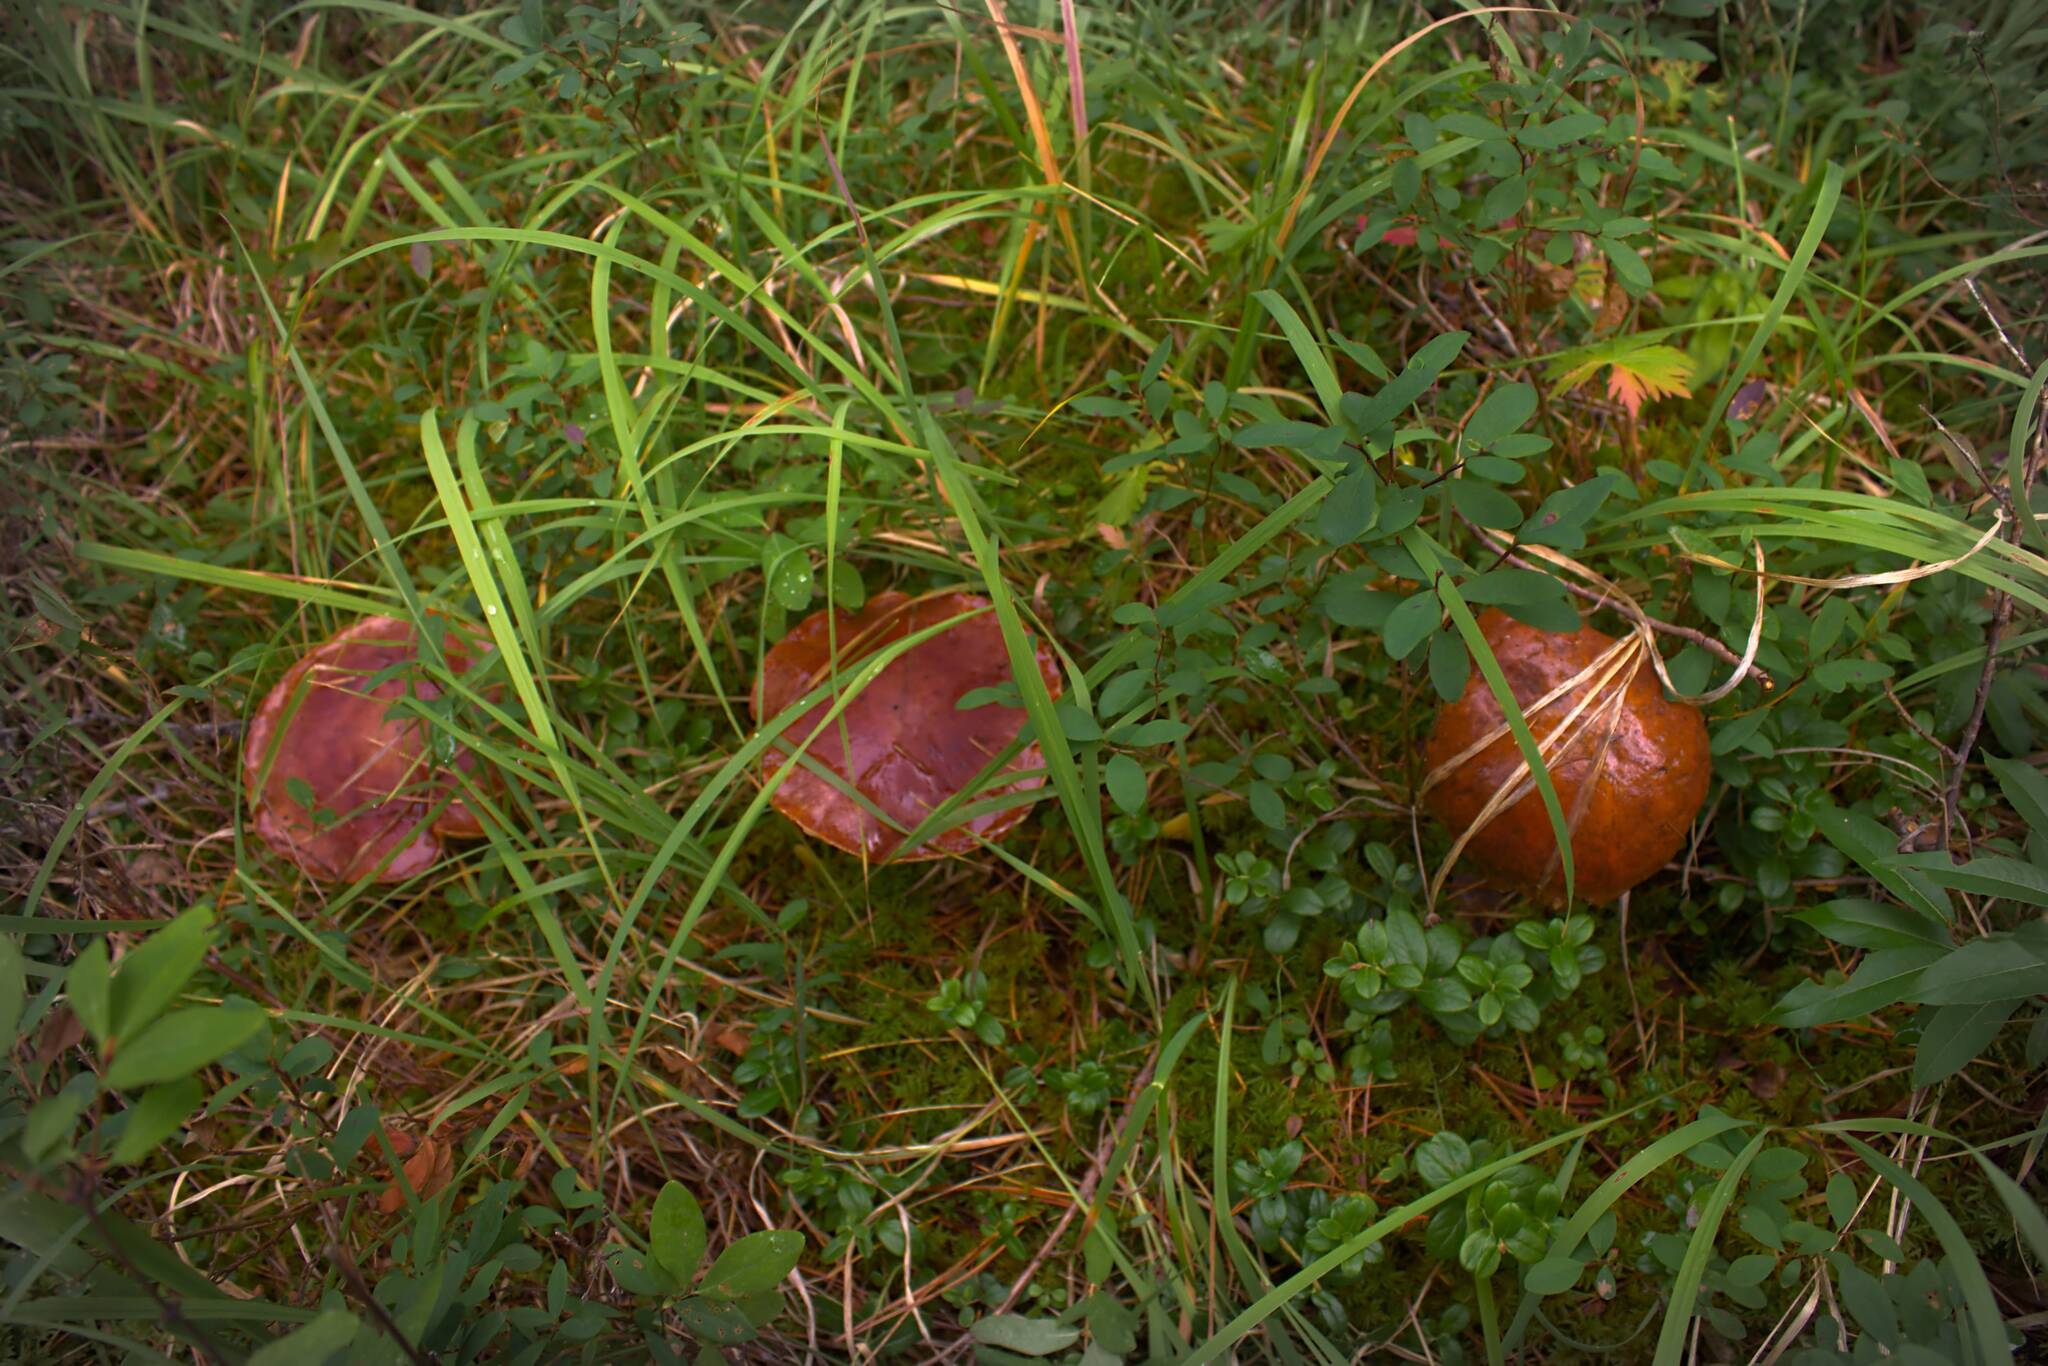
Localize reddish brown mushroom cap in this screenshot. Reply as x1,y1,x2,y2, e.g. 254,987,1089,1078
753,590,1063,861
1422,609,1710,904
242,616,490,883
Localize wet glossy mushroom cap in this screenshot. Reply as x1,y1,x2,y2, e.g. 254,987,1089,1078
752,590,1064,861
1422,609,1710,904
243,616,489,883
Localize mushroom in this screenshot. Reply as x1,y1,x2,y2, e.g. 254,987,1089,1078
1421,609,1709,904
243,616,490,882
752,590,1063,861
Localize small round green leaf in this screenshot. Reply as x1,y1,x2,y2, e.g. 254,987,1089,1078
1104,755,1147,814
970,1313,1083,1356
1383,591,1439,662
698,1230,803,1301
1479,173,1527,228
677,1294,757,1345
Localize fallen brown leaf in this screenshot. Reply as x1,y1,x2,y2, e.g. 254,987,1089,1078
377,1130,454,1213
31,1007,86,1089
126,850,183,887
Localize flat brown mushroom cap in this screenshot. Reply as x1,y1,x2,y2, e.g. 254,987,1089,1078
1422,609,1710,904
242,616,489,883
753,591,1064,861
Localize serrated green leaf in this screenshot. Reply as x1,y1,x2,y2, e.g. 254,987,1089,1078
1091,460,1153,528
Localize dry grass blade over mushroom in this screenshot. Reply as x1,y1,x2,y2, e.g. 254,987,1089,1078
1420,609,1712,906
4,0,2048,1363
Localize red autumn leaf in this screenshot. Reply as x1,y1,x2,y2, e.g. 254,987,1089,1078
1603,346,1695,419
1547,341,1696,421
1351,213,1418,247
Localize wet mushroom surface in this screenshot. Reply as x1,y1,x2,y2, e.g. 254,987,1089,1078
242,615,491,883
752,590,1064,861
1423,608,1710,904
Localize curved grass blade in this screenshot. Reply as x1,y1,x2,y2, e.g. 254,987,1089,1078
1406,528,1578,908
1836,1136,2009,1365
1685,162,1843,471
1650,1130,1767,1365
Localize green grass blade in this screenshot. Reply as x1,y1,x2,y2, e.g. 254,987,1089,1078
1650,1130,1767,1365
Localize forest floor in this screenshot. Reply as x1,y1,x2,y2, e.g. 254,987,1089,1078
2,2,2046,1363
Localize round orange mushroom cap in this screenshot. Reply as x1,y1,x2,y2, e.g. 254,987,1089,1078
753,590,1064,861
1422,609,1710,904
242,616,490,883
